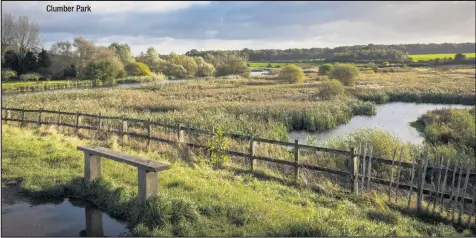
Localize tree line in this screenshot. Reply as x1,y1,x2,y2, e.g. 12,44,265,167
185,43,475,62
1,14,250,83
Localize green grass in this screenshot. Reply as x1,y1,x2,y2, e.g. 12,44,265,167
2,124,474,236
350,66,475,105
413,108,476,150
409,53,476,62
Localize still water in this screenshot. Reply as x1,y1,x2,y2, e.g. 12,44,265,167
289,102,474,145
1,198,129,237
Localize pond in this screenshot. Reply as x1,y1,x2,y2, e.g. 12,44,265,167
250,70,270,76
289,102,474,145
1,197,129,237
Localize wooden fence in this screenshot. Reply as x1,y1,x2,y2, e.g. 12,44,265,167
2,106,475,225
1,81,95,94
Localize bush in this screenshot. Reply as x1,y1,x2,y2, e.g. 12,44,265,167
368,62,379,73
84,58,120,85
278,64,305,84
19,73,41,81
317,80,345,100
329,63,360,86
125,62,152,76
318,64,333,75
1,69,17,81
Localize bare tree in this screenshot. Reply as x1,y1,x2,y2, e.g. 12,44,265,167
1,14,16,46
14,16,42,55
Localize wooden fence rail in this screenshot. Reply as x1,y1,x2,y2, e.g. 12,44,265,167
2,106,475,224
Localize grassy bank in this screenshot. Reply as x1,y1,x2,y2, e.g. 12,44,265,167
2,123,474,236
412,108,475,151
410,53,476,62
351,67,475,105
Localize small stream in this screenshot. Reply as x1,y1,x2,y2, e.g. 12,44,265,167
1,198,129,237
289,102,474,145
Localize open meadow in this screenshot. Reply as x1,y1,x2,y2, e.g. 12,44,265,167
410,53,476,62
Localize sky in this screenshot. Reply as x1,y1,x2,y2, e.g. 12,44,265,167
2,1,475,55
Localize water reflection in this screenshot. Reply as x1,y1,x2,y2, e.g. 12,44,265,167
1,198,128,237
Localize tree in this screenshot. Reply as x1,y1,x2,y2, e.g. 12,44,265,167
194,57,215,77
454,53,466,62
278,64,305,83
84,58,121,85
125,62,152,76
329,63,360,86
318,64,333,75
38,49,51,69
215,54,250,77
317,79,345,99
23,51,38,72
63,64,77,78
11,16,42,56
4,50,19,72
108,43,133,64
163,62,187,78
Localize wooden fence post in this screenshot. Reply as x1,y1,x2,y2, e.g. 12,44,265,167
451,160,464,222
294,140,299,184
98,113,102,131
447,159,460,219
361,143,368,190
249,136,255,172
351,147,359,195
432,156,444,214
395,147,404,202
122,117,128,141
439,158,450,214
417,152,430,211
366,145,373,189
6,107,11,122
37,108,43,127
407,158,417,209
75,111,80,135
458,162,471,224
147,119,152,147
388,147,398,202
20,107,25,127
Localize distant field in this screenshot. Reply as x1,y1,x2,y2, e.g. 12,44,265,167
1,80,73,86
248,61,318,68
409,53,475,62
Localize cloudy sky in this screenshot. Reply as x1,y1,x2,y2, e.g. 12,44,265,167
2,1,475,55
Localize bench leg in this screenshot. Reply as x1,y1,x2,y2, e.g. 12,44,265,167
84,153,101,182
138,169,158,203
85,203,104,237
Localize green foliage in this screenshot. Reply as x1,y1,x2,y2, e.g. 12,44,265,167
84,58,120,85
38,49,51,69
318,64,333,75
194,57,215,77
278,64,305,83
368,62,379,72
167,53,198,78
416,108,476,150
317,79,345,99
62,64,77,78
1,69,17,81
206,126,231,168
383,61,390,68
164,63,188,78
212,54,250,77
454,53,466,62
19,73,41,81
329,63,360,86
125,62,152,76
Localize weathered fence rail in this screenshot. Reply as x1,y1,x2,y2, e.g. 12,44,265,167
2,106,475,226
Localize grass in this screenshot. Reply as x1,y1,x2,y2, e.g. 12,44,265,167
409,53,476,62
350,66,475,105
1,80,79,86
412,108,476,150
2,78,376,141
2,123,475,236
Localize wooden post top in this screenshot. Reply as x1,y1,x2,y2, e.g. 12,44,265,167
78,145,171,172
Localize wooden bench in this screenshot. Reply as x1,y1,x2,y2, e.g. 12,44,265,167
77,145,171,203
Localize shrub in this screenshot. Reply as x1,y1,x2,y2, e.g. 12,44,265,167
329,63,360,86
317,79,345,100
278,64,305,84
19,73,41,81
84,58,120,85
368,62,379,73
318,64,333,75
125,62,152,76
206,125,231,169
383,61,390,67
1,69,17,81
